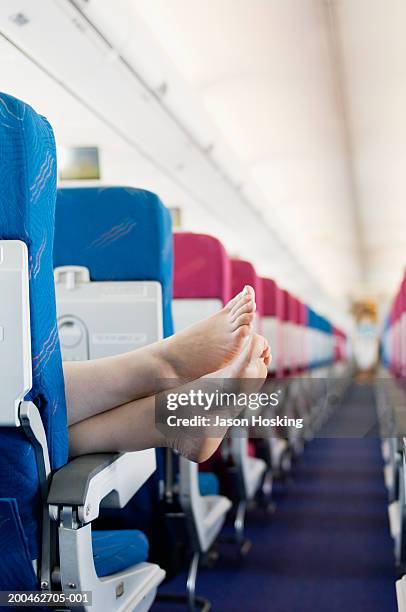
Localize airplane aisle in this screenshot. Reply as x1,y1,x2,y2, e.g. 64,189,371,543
153,383,397,612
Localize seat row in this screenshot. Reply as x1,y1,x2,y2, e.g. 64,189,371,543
378,272,406,611
0,93,350,611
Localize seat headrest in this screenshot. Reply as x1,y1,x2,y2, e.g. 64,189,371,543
301,303,308,326
261,277,281,318
54,187,174,336
293,297,304,325
0,92,67,559
173,232,231,303
280,289,291,322
394,292,402,322
309,310,331,333
323,318,332,334
231,259,263,315
288,295,299,324
307,307,318,329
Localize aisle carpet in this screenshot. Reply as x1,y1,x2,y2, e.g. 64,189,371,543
152,383,397,612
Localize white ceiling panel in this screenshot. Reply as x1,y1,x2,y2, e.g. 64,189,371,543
132,0,363,300
334,0,406,298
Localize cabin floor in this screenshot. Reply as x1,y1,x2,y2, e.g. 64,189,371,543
152,383,397,612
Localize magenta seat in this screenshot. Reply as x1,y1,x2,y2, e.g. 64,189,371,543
173,232,231,304
262,277,279,317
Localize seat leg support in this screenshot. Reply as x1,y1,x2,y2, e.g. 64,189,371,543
187,552,200,611
234,500,251,556
155,551,210,611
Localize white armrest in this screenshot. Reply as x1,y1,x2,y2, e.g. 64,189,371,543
48,449,156,523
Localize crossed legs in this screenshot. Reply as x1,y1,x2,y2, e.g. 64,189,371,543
64,286,271,463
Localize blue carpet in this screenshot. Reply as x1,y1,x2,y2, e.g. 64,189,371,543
152,383,397,611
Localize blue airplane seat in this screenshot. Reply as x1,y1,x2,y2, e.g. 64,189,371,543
0,91,67,586
54,186,174,565
0,94,164,605
54,186,173,337
198,472,220,496
92,530,149,578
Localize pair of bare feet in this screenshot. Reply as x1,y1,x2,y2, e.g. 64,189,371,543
157,286,271,462
66,286,271,463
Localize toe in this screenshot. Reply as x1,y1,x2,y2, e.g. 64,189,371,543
261,341,270,359
233,323,250,342
243,285,256,301
226,289,246,312
230,299,255,322
231,312,255,331
229,293,255,317
227,285,256,314
252,334,268,358
264,349,272,366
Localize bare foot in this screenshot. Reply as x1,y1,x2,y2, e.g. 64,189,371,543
162,285,257,379
223,331,271,383
166,333,270,462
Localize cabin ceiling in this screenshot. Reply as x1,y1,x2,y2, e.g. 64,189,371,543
132,0,406,304
131,0,363,300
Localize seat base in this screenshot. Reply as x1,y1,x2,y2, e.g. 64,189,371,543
200,495,232,553
92,529,149,578
245,457,267,500
59,522,165,612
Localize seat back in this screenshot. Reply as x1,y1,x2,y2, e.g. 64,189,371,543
54,187,173,352
173,232,231,328
53,186,174,563
300,303,309,371
54,264,164,360
307,309,333,371
261,277,283,375
307,308,318,370
290,297,307,373
0,93,67,586
288,293,301,374
280,289,293,374
229,259,268,492
173,232,233,547
296,298,306,372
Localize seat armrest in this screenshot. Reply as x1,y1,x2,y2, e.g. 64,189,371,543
48,449,155,524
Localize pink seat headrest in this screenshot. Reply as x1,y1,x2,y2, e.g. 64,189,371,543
261,277,280,317
231,259,263,316
294,297,304,325
173,232,231,303
288,294,298,324
281,289,291,322
400,279,406,314
393,293,401,323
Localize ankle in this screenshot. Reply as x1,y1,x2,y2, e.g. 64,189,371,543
147,337,181,380
156,334,191,380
